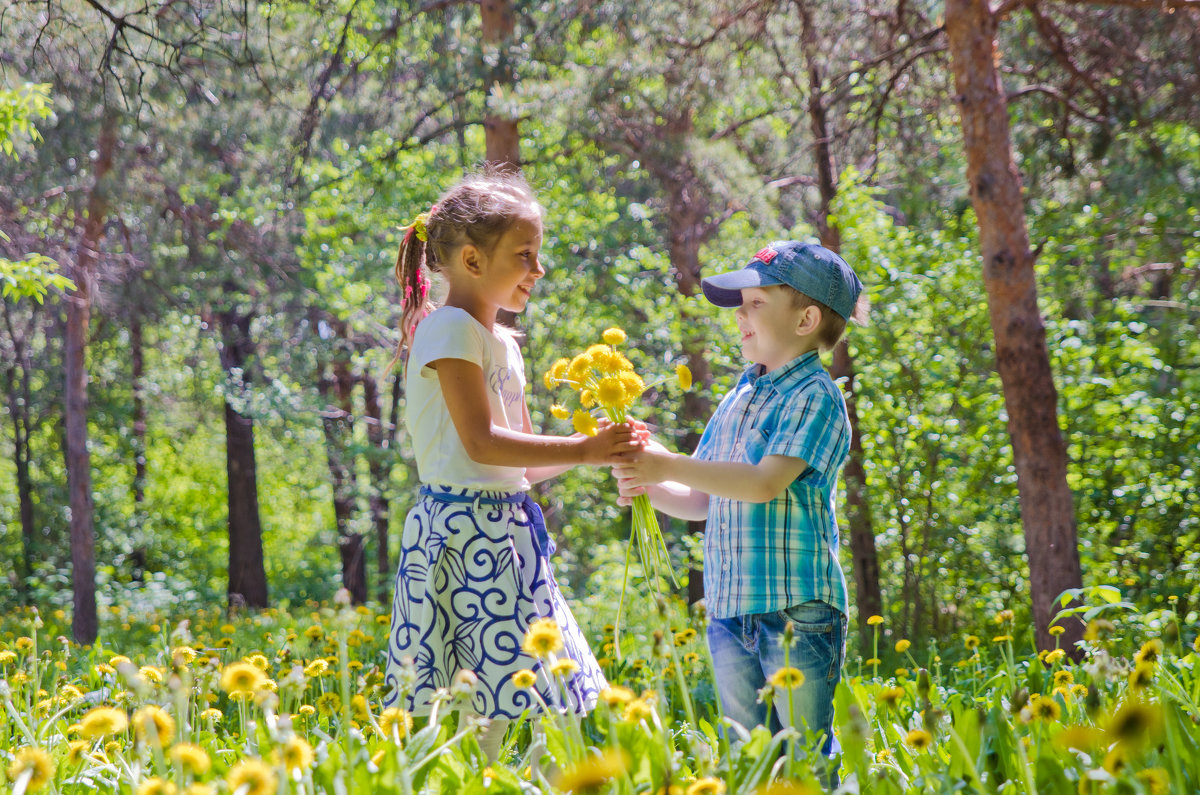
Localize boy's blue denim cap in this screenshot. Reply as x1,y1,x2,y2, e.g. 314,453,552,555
701,241,864,320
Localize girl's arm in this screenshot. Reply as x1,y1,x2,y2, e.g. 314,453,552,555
617,478,710,521
521,401,576,483
437,358,636,467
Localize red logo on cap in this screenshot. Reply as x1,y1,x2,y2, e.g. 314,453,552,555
753,247,778,264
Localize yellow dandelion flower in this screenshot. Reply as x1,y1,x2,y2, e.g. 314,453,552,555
245,653,269,670
618,371,645,401
1053,669,1074,687
1054,725,1105,751
1134,638,1163,666
219,624,236,635
895,639,911,653
683,652,700,665
303,658,329,677
221,661,267,695
522,618,564,658
511,669,537,689
554,748,629,794
580,389,597,408
1136,768,1170,795
599,686,635,707
1103,744,1128,774
15,637,34,651
992,635,1013,643
623,699,653,723
865,657,881,666
1048,625,1065,636
199,708,222,722
303,625,323,640
132,705,175,747
281,737,314,772
66,740,89,765
994,610,1015,624
572,410,599,437
905,728,933,752
139,666,163,685
566,353,593,387
7,747,54,793
109,654,132,667
1033,697,1061,722
686,777,726,795
867,615,884,626
768,666,805,690
1104,700,1163,747
79,706,128,739
674,363,693,390
878,686,905,709
316,692,341,716
964,635,980,650
544,357,570,390
170,743,211,775
226,758,276,795
550,404,569,420
1044,648,1066,665
0,650,17,666
1128,662,1155,689
297,704,316,717
550,658,581,677
602,327,626,345
595,376,627,408
137,777,177,795
378,707,412,740
895,668,909,678
674,628,697,645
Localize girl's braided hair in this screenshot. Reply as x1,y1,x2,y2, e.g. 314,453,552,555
393,167,541,362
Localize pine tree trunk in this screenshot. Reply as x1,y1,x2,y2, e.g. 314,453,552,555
218,295,269,609
944,0,1084,653
3,343,36,603
480,0,520,167
64,124,115,645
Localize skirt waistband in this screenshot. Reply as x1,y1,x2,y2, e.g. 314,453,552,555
418,485,554,557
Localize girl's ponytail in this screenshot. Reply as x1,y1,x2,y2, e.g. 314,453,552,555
392,208,437,366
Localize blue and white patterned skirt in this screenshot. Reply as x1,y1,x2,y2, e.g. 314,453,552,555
383,486,605,719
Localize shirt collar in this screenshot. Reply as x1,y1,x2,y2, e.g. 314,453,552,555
744,350,822,391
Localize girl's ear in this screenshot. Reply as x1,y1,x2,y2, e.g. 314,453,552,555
460,244,483,276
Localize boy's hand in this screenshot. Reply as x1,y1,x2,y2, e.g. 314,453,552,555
612,442,676,489
578,420,642,465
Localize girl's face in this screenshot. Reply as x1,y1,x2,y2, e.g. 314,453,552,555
477,216,545,313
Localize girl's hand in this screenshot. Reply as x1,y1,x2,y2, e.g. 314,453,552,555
579,420,642,465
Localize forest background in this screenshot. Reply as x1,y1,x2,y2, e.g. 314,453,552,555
1,0,1197,661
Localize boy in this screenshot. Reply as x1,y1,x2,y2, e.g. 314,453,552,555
615,240,868,763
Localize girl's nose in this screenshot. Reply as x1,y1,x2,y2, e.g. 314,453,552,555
532,257,546,278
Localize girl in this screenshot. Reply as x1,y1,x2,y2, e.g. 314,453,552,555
383,169,635,761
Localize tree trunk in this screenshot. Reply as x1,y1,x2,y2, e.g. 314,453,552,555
2,340,36,603
64,124,115,645
944,0,1084,653
797,8,884,652
319,325,367,604
217,294,269,609
480,0,520,167
362,372,394,604
130,311,148,582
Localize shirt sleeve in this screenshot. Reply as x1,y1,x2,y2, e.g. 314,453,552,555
409,309,487,378
762,384,849,489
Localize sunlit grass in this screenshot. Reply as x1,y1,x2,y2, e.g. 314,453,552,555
1,595,1196,794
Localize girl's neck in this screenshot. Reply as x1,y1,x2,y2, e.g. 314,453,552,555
443,291,498,331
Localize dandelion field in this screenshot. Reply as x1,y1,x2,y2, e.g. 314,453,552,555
1,593,1197,795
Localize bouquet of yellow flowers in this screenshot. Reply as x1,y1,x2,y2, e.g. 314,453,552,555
543,327,691,654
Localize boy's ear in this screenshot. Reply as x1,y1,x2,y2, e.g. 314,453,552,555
796,304,822,336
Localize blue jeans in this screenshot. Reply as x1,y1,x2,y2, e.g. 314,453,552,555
707,600,846,758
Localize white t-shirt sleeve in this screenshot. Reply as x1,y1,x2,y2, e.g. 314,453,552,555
409,309,488,378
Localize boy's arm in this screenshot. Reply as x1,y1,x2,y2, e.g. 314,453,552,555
613,447,809,504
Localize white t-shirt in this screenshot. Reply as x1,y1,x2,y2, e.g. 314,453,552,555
404,306,529,491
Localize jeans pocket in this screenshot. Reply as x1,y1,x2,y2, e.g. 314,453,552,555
777,603,844,682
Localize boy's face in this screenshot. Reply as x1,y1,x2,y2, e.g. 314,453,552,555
733,286,817,371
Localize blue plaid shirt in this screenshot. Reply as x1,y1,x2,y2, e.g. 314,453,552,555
695,351,851,619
